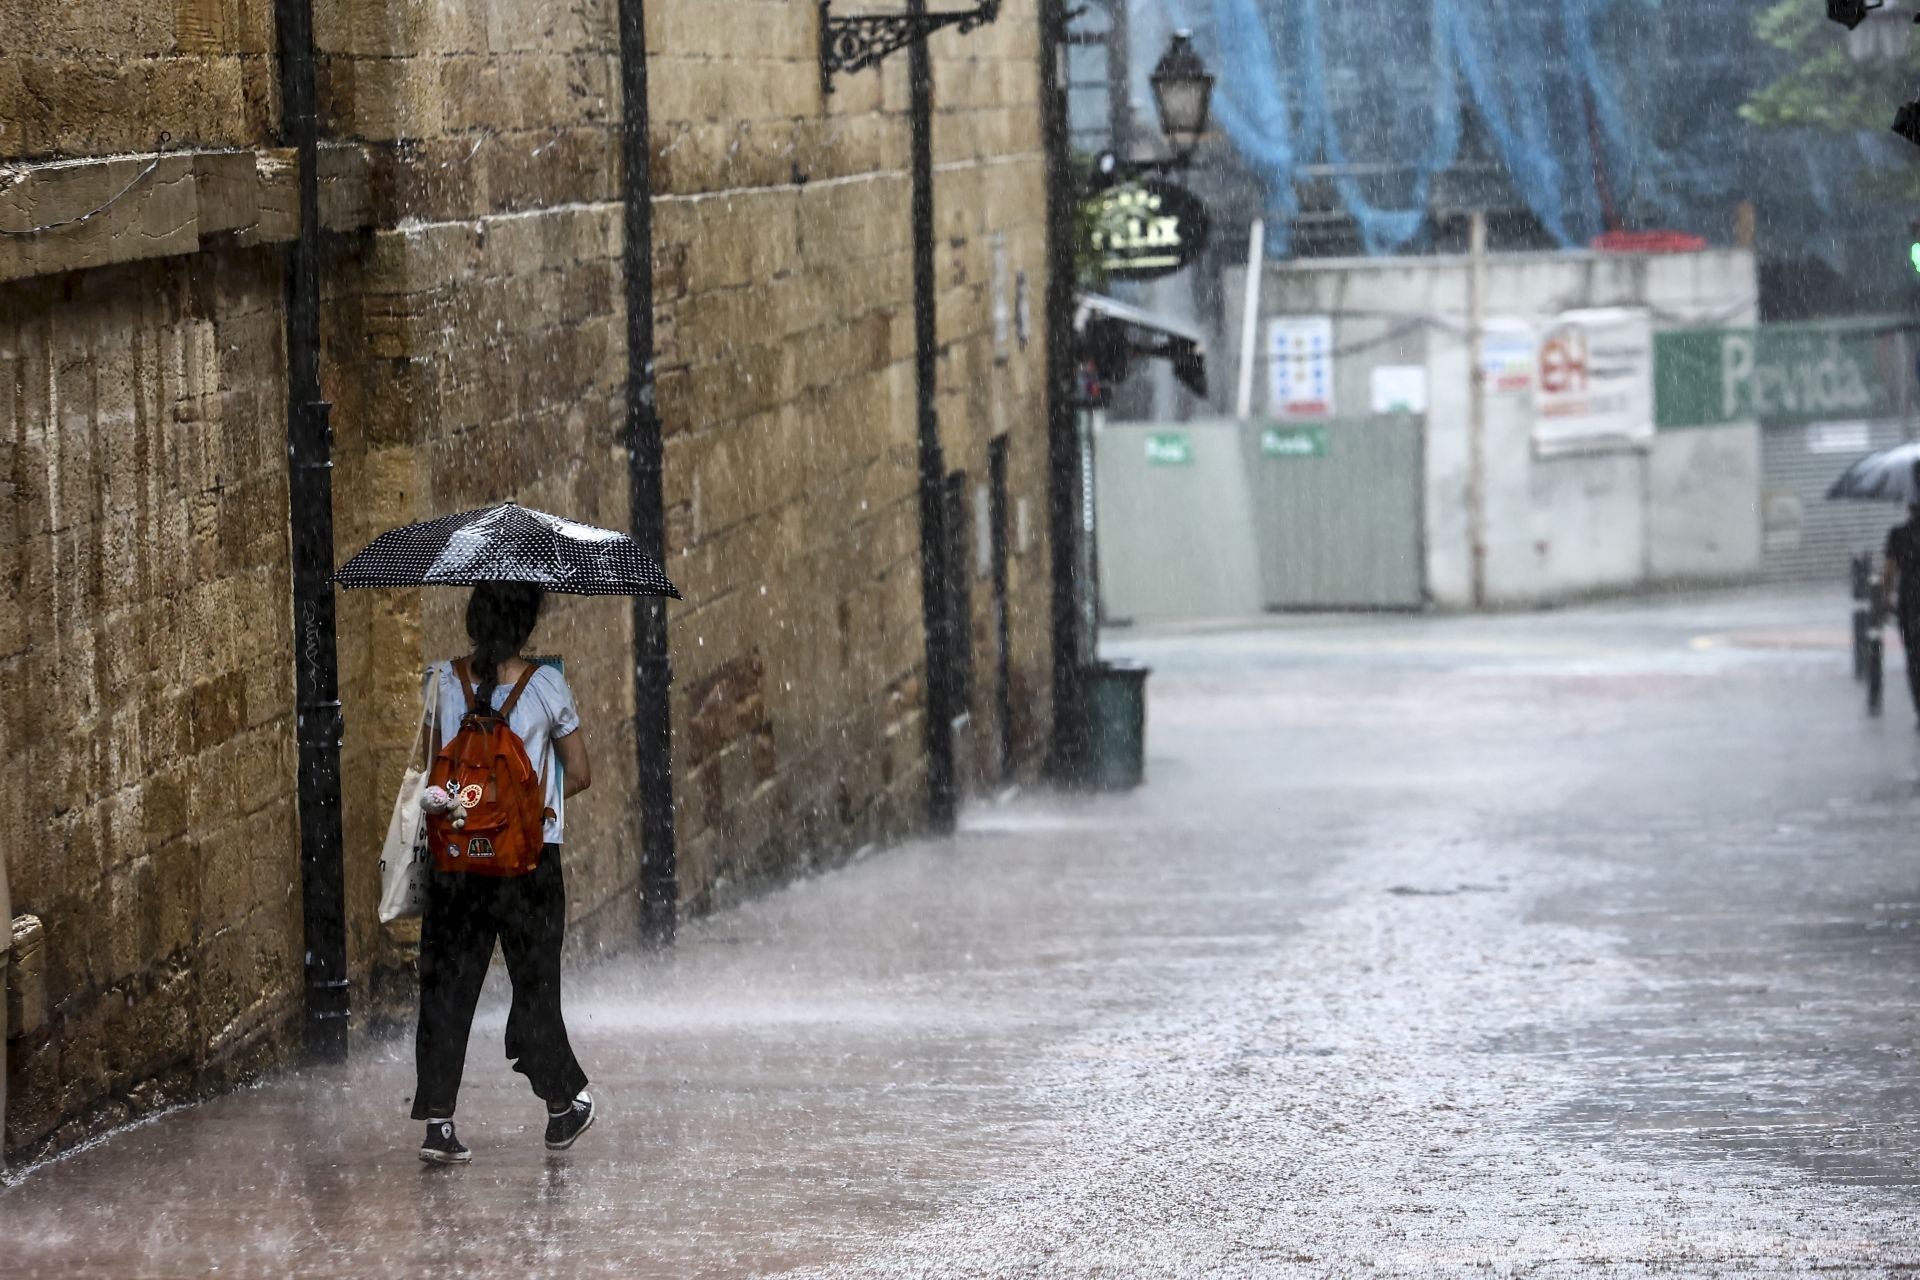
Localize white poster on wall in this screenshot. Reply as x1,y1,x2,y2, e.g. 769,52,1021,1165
1266,316,1334,419
1482,319,1536,393
1533,308,1653,454
1369,365,1428,415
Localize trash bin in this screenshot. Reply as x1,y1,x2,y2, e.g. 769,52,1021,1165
1082,660,1150,791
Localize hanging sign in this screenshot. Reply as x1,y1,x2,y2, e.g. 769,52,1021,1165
1144,432,1194,465
1081,178,1210,281
1266,316,1334,420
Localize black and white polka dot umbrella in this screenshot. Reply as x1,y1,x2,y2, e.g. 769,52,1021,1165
334,501,680,598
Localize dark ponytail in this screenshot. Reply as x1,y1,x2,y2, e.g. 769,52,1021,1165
465,582,545,708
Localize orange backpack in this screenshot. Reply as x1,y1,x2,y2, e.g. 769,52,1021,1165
426,660,554,876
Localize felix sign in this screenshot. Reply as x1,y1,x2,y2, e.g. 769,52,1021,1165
1082,178,1210,281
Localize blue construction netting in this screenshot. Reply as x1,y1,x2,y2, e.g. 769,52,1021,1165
1135,0,1907,265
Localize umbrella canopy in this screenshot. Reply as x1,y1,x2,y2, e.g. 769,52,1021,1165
335,502,680,598
1827,443,1920,504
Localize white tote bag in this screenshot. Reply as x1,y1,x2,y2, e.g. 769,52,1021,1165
378,668,440,924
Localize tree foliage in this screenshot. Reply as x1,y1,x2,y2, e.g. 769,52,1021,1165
1741,1,1920,196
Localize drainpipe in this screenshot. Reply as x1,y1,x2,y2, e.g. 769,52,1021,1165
616,0,679,943
276,0,349,1061
909,0,958,832
1040,0,1087,781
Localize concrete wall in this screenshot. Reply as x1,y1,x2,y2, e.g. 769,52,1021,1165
1227,249,1762,607
4,0,1057,1163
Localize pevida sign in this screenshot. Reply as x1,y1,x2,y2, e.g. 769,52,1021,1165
1082,178,1210,281
1654,321,1911,429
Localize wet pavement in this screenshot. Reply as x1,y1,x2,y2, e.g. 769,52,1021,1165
5,588,1918,1276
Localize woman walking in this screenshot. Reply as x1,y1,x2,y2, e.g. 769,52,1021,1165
413,581,596,1164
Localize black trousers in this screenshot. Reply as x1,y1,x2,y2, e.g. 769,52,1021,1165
1904,616,1920,717
413,845,588,1120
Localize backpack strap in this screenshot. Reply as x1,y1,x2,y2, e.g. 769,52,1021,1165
498,663,541,720
453,658,481,714
453,656,539,721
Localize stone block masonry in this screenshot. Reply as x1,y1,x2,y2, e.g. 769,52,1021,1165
650,0,1055,907
0,251,301,1161
4,0,1059,1163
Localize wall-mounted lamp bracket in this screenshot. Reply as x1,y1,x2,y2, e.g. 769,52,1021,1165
819,0,1001,95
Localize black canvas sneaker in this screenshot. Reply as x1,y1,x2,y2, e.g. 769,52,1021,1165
544,1092,596,1151
419,1119,471,1164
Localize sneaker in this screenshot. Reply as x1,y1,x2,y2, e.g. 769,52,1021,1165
419,1119,471,1165
544,1092,595,1151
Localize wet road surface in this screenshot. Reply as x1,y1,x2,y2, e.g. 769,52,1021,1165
5,589,1918,1276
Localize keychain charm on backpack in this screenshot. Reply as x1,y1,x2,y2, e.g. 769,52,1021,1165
450,783,484,831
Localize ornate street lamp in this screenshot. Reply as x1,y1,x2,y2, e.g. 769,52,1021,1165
1149,30,1214,158
1088,30,1214,189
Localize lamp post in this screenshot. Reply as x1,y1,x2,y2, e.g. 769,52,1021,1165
1090,30,1215,188
818,0,1002,832
1150,30,1214,154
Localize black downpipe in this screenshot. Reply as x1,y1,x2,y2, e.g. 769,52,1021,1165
617,0,679,944
909,0,958,832
276,0,349,1059
1039,0,1086,781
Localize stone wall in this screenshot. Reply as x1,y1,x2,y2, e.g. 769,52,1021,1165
0,0,278,157
651,0,1054,907
4,0,1059,1162
0,251,299,1158
1,0,298,1163
315,0,642,987
325,0,1058,921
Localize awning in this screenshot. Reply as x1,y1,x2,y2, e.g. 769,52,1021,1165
1073,292,1207,399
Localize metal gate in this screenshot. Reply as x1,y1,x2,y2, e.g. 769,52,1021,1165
1249,415,1425,609
1761,417,1908,582
1094,415,1424,620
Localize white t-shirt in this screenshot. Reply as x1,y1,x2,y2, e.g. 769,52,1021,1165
428,661,580,845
